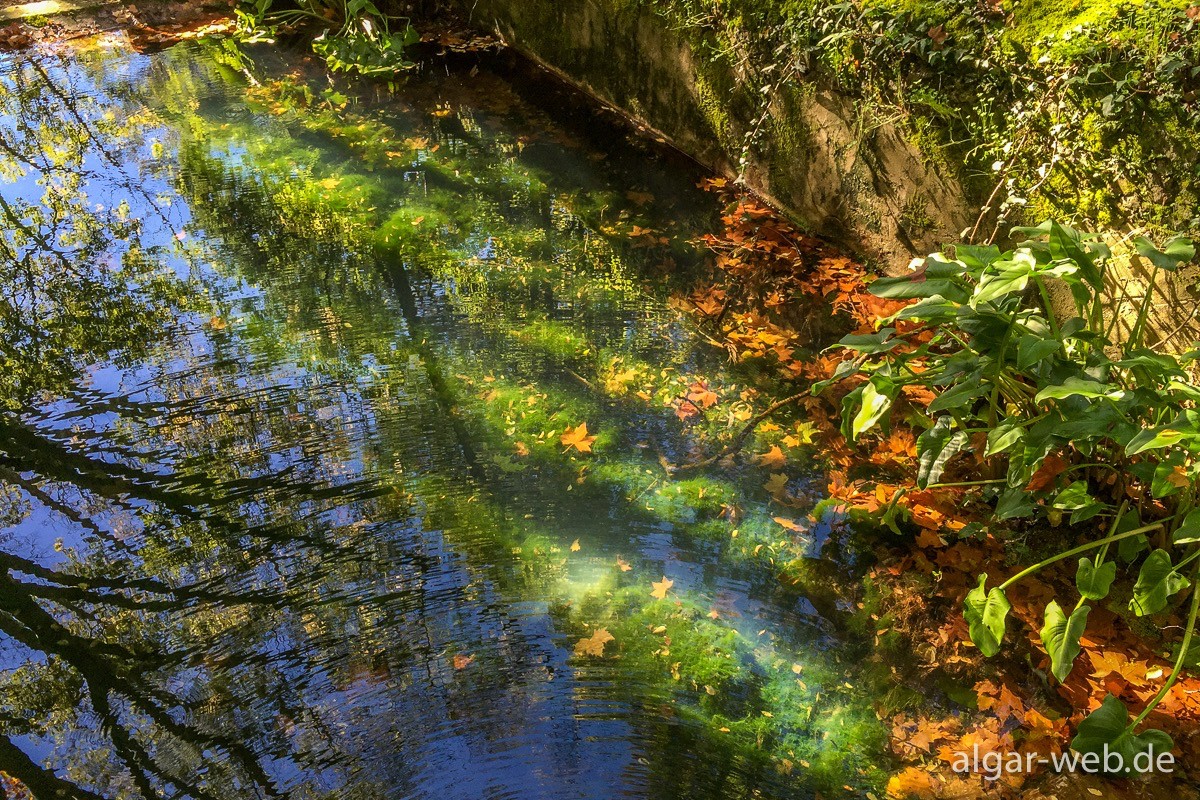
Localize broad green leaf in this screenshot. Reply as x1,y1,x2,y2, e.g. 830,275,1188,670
1070,695,1174,773
1034,377,1123,403
1017,334,1060,369
1040,601,1089,682
1126,426,1189,456
837,328,898,354
916,417,969,488
985,421,1025,457
1119,532,1150,562
1048,221,1103,289
1173,507,1200,545
953,243,1003,270
971,263,1031,308
851,380,892,440
964,573,1010,657
1130,549,1190,616
928,381,987,413
870,256,970,303
1052,480,1091,510
1076,556,1117,600
995,486,1035,519
1135,235,1195,271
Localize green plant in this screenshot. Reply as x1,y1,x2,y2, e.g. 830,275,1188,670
826,220,1198,764
235,0,417,76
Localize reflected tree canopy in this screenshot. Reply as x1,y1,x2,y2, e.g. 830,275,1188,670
0,38,892,800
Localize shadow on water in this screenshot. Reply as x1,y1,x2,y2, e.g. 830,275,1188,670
0,35,897,800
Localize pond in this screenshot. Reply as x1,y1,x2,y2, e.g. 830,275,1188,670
0,35,896,800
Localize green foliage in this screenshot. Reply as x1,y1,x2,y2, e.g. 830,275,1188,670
1070,695,1175,773
829,219,1200,755
236,0,417,76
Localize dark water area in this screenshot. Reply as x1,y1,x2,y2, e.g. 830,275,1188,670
0,34,892,800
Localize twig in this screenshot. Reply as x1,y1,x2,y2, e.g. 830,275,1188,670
672,390,808,472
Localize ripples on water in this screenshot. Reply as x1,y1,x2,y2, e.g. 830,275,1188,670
0,35,889,800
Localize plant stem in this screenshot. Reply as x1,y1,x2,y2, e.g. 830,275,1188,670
999,521,1164,591
1128,559,1200,730
926,478,1007,488
1074,500,1128,613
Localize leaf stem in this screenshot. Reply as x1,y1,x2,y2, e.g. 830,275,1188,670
999,521,1164,592
1128,559,1200,730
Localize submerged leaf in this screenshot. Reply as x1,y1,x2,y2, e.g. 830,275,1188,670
574,628,615,657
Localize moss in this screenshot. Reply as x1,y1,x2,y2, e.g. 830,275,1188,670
692,71,736,152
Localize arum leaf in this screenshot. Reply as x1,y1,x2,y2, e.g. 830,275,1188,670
837,328,898,354
1034,377,1123,403
1076,556,1117,600
1135,235,1195,271
1130,549,1190,616
851,380,892,439
916,417,969,488
971,264,1031,307
1126,426,1189,456
1070,695,1174,773
985,421,1025,457
1040,601,1089,682
1173,507,1200,545
964,574,1010,657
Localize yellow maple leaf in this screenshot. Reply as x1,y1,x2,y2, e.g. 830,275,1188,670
561,422,597,453
616,556,633,572
772,516,805,532
650,576,674,599
574,628,615,657
570,539,581,552
783,421,817,448
756,445,787,469
764,473,789,498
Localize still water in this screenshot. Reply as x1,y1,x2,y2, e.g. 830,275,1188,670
0,35,891,800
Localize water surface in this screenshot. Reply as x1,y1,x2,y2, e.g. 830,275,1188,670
0,36,890,800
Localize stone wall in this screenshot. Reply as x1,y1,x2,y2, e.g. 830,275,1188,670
433,0,979,270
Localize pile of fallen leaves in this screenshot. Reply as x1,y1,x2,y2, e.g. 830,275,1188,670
676,180,1200,797
0,772,31,799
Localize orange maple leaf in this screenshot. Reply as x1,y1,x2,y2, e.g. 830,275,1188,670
650,576,674,599
756,445,788,469
574,628,615,657
561,422,597,452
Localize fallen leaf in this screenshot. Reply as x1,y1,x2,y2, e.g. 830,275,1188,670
452,653,474,670
764,473,789,498
574,628,615,657
570,539,581,552
1025,454,1069,492
650,576,674,600
561,423,597,453
616,556,633,572
773,516,805,532
757,445,788,469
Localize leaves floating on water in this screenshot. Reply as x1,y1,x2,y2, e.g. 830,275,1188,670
650,576,673,600
574,628,614,658
560,422,596,453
